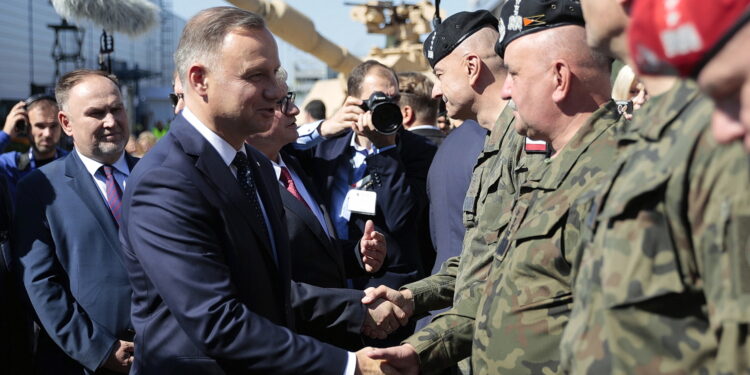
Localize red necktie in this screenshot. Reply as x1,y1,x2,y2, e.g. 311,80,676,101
101,165,122,226
279,166,309,209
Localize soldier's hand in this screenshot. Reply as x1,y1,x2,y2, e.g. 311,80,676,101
355,347,399,375
3,101,27,138
362,285,414,321
360,220,386,273
319,96,364,137
367,344,419,375
361,297,408,339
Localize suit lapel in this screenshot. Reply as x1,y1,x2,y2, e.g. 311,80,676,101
64,151,124,266
171,117,278,271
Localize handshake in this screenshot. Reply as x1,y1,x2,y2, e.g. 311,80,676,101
360,285,414,339
356,285,420,375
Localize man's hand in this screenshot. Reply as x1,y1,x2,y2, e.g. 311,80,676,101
355,347,399,375
101,340,134,374
367,344,419,375
360,220,386,273
354,111,397,148
319,96,364,137
3,101,27,138
362,285,415,319
361,296,409,339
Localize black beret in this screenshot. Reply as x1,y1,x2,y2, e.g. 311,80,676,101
495,0,585,58
423,10,499,68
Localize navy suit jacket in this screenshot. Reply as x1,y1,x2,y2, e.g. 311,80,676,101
120,115,362,375
293,129,436,291
13,150,137,375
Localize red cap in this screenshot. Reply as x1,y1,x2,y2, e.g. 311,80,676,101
629,0,750,77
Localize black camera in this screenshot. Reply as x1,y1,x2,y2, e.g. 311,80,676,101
359,91,402,135
615,100,633,116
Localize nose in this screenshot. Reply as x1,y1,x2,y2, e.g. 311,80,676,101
431,80,443,100
289,103,300,117
102,112,116,128
500,72,513,101
266,79,286,103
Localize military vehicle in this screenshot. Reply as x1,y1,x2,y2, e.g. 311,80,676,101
226,0,438,116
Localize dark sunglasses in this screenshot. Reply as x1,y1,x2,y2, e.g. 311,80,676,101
277,91,296,115
169,93,184,108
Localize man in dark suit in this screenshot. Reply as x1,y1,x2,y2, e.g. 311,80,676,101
120,7,399,374
247,78,392,349
13,69,136,374
292,61,437,346
246,77,387,290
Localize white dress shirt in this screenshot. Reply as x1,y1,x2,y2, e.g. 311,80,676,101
271,155,332,238
77,150,130,206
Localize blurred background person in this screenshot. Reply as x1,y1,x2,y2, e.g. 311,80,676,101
0,95,67,201
611,64,648,120
137,131,157,155
302,99,326,124
397,71,443,146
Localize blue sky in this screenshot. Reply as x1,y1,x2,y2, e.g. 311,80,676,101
172,1,476,70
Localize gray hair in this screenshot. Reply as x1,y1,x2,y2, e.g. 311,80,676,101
174,6,266,85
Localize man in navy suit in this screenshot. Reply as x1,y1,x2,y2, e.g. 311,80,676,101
14,69,137,374
120,7,398,374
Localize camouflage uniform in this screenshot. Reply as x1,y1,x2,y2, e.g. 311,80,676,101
560,80,750,374
406,101,623,374
471,101,623,375
402,105,534,372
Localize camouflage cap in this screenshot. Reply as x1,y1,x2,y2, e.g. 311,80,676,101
496,0,585,58
423,10,499,68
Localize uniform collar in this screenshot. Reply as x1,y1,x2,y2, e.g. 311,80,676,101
525,100,621,190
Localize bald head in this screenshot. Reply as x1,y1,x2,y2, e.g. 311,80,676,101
454,27,505,75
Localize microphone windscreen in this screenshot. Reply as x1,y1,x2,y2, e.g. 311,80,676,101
51,0,160,36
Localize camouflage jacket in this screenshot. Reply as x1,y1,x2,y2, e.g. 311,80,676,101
560,80,750,374
403,105,524,314
470,101,623,375
402,105,535,373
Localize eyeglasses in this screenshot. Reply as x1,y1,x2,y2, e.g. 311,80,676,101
277,91,296,115
169,93,184,108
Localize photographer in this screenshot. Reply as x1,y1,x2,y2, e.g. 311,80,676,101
0,95,67,201
291,60,437,346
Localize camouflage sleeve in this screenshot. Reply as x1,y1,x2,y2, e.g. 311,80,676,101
401,283,479,373
689,134,750,373
401,256,459,315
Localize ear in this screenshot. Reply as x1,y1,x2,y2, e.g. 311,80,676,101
465,54,482,87
58,111,74,137
188,64,209,96
551,60,571,104
401,105,415,125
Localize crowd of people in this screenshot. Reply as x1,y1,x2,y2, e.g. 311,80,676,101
0,0,749,374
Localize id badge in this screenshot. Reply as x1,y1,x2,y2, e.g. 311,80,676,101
346,189,377,216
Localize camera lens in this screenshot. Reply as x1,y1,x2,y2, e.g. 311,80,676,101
371,102,402,135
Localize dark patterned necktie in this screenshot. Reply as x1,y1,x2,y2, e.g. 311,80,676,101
101,165,122,226
232,152,270,243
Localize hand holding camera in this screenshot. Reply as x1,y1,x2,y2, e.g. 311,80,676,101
355,91,402,148
3,101,28,138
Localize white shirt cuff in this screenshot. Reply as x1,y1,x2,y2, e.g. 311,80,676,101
344,351,356,375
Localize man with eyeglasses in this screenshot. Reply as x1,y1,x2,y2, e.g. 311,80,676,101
246,75,397,349
0,94,67,200
292,60,437,346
